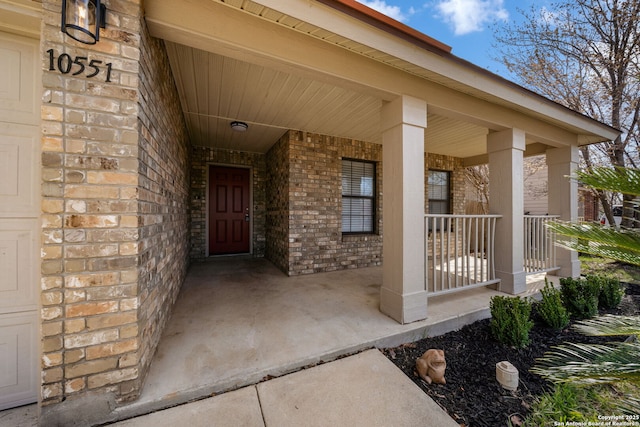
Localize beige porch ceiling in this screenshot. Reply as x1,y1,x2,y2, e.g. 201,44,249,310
148,0,618,157
165,42,490,157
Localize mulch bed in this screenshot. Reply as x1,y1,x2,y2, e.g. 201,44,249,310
382,283,640,427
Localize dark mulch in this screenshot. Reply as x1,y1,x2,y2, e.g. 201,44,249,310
382,283,640,427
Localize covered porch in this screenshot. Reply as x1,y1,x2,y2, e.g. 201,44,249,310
113,257,550,421
146,0,605,328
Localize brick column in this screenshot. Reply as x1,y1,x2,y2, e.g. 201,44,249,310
547,145,580,277
40,0,143,416
488,129,527,294
379,95,428,324
40,1,191,423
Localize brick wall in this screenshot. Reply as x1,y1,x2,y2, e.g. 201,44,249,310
135,19,190,402
266,131,383,275
580,187,599,222
265,130,289,272
265,132,290,272
40,0,190,422
190,147,267,259
425,153,465,215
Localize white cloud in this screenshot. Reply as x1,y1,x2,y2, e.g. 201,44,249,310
436,0,509,35
359,0,408,22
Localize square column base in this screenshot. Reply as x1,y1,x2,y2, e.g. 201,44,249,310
380,287,428,324
549,258,581,278
495,270,527,295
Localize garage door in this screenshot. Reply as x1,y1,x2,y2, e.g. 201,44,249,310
0,31,40,410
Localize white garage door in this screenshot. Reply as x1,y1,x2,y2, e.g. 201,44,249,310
0,31,40,410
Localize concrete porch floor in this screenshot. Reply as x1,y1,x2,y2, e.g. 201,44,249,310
113,257,550,421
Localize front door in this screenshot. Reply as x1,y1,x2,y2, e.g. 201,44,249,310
209,166,251,255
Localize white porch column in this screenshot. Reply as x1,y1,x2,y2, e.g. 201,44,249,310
488,129,527,294
379,95,428,324
547,145,581,278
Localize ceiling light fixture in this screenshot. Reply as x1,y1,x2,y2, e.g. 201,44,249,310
230,121,249,132
61,0,106,45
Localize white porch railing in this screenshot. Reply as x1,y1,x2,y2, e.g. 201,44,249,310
523,215,559,274
425,214,501,296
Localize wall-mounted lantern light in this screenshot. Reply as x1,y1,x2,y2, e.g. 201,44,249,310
61,0,106,45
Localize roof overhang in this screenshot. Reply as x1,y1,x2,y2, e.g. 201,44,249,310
144,0,620,154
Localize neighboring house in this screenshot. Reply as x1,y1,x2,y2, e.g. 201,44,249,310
467,155,601,221
523,155,549,215
0,0,619,424
521,157,601,221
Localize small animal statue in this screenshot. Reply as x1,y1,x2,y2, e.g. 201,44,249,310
416,349,447,384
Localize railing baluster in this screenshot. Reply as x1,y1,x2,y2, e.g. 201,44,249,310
523,215,560,275
425,214,502,297
454,217,459,288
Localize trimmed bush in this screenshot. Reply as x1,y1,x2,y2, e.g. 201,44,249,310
560,277,600,319
490,295,534,348
537,279,570,330
590,275,625,309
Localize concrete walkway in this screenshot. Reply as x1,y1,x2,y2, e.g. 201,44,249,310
107,257,547,424
0,257,548,426
109,349,459,427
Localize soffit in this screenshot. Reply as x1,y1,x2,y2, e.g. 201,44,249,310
153,0,616,156
162,0,494,156
219,0,617,143
166,42,492,157
221,0,465,92
166,42,383,152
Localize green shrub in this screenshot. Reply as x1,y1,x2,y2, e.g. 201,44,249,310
589,275,625,309
490,295,534,348
537,279,570,330
560,277,600,319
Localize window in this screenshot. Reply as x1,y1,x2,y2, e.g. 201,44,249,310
342,159,375,233
428,170,451,214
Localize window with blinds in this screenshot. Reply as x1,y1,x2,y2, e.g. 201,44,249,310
428,170,451,214
342,159,376,234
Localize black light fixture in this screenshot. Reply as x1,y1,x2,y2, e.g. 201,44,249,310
230,121,249,132
61,0,106,45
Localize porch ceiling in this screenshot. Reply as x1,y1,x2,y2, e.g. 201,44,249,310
165,42,490,157
148,0,617,157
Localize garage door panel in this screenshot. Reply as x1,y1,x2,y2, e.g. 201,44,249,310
0,30,40,411
0,126,38,216
0,220,38,313
0,312,38,410
0,33,38,125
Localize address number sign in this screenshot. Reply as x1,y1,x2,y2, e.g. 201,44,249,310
47,49,113,82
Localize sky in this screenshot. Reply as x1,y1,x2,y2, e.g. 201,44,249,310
356,0,545,78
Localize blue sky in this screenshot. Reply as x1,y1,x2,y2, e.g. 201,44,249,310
357,0,546,78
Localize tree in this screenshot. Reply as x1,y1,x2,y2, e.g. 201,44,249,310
494,0,640,226
548,167,640,265
533,167,640,404
530,168,640,419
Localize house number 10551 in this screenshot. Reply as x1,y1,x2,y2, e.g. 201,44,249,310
47,49,112,82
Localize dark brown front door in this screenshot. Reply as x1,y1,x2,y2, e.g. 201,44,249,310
209,166,250,255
